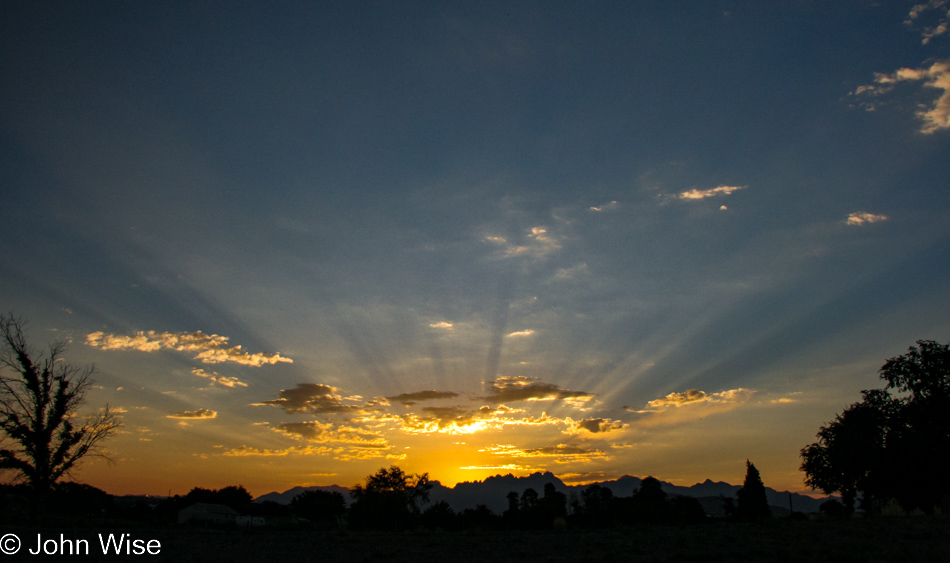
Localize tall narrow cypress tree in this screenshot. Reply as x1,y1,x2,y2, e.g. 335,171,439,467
736,460,771,521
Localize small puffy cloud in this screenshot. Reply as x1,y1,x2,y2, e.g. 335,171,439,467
482,376,595,405
677,185,746,200
904,0,949,44
589,201,619,212
845,211,888,226
386,390,460,406
191,367,248,388
429,321,454,329
166,408,217,419
852,59,950,133
86,330,292,367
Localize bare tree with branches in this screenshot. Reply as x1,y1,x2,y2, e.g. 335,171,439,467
0,314,120,495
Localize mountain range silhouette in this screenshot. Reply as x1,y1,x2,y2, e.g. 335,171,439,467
254,472,833,515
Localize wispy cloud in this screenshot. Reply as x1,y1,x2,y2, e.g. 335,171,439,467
506,329,535,337
852,59,950,133
627,388,755,427
166,408,217,419
484,226,561,259
428,321,454,329
676,185,746,200
845,211,889,226
191,367,248,388
222,445,336,457
86,330,293,366
276,421,389,448
589,200,619,212
905,0,949,44
553,263,588,281
481,443,609,463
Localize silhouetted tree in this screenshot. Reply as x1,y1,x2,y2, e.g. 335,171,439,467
736,460,771,521
577,483,614,528
290,489,345,526
669,495,706,524
503,490,520,528
349,465,431,530
184,485,252,513
801,340,950,513
458,504,498,530
0,315,120,501
541,482,568,522
421,500,457,531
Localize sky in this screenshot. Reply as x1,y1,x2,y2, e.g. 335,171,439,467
1,1,949,498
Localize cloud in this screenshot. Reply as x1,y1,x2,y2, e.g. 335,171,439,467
676,185,746,200
553,263,588,281
845,211,889,226
428,321,454,329
276,421,389,448
568,417,626,434
191,367,248,388
589,201,619,212
904,0,949,44
222,445,336,457
386,390,460,406
482,376,595,404
506,329,535,337
387,405,562,435
646,389,709,408
260,383,367,414
484,226,561,259
852,59,950,133
628,388,756,427
166,408,217,419
86,330,293,366
481,443,609,463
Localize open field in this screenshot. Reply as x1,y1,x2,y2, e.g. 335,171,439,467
4,517,949,562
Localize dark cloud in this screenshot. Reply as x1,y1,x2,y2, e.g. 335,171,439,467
482,376,595,404
573,418,624,433
261,383,364,414
387,390,459,406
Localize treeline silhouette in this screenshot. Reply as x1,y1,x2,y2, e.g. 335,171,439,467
0,463,770,531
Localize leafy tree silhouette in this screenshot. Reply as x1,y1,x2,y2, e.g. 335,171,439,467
801,340,950,513
290,489,345,527
349,465,431,530
184,485,252,513
736,460,771,521
0,314,120,505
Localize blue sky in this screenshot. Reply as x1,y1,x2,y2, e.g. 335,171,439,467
1,1,949,496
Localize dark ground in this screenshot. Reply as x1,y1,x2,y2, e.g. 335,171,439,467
3,516,949,562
